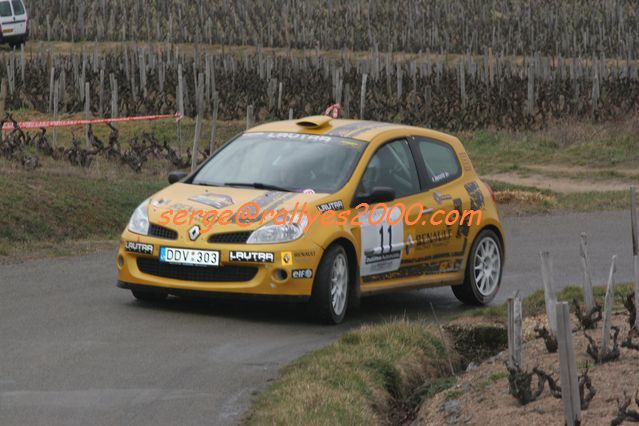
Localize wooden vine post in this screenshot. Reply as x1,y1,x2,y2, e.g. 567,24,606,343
507,295,523,368
580,233,595,312
556,302,581,426
600,255,617,359
631,186,639,331
540,251,557,335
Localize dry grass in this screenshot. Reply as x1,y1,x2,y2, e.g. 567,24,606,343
246,320,456,426
494,189,557,205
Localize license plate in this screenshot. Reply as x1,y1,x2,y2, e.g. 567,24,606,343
3,28,13,33
159,247,219,266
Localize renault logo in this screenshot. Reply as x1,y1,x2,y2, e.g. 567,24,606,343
188,225,201,241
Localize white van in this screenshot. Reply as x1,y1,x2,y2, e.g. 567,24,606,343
0,0,27,47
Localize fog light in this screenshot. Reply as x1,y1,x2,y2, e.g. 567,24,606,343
117,255,124,268
272,269,288,282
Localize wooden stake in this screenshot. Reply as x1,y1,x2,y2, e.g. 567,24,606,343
540,251,557,334
190,73,204,172
209,93,219,155
631,186,639,331
600,255,617,359
507,296,523,368
580,233,594,311
246,104,254,129
359,73,368,119
556,302,582,426
84,82,90,148
52,79,59,148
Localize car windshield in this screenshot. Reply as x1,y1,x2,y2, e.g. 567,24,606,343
0,1,12,17
193,132,366,194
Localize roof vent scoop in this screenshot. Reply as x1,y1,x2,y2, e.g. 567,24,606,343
295,115,332,129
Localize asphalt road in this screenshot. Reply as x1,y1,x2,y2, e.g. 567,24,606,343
1,210,636,425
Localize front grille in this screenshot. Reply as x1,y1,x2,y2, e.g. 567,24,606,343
208,231,252,244
148,223,178,240
137,258,258,282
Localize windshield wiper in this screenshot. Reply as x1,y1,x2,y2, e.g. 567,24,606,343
224,182,293,192
193,181,223,187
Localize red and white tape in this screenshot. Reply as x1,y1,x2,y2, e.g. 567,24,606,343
2,112,183,132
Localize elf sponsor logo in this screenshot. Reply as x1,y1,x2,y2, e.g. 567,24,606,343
125,241,154,255
229,251,275,263
317,200,344,212
292,269,313,279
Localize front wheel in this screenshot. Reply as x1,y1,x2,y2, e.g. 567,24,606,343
452,229,503,305
310,244,350,324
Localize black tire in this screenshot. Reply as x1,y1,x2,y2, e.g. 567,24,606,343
131,289,168,302
310,244,350,324
452,229,503,305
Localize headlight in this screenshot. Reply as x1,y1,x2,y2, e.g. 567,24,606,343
247,215,308,244
127,199,150,235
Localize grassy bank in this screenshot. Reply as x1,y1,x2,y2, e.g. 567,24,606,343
246,283,633,425
0,168,164,260
246,321,458,425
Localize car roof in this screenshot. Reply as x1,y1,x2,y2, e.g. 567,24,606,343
247,117,460,146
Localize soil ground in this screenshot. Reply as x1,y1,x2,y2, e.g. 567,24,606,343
413,313,639,425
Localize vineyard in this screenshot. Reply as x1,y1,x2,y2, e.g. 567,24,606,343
26,0,639,57
0,1,637,173
0,44,638,131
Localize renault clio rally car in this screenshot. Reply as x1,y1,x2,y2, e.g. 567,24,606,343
117,117,505,324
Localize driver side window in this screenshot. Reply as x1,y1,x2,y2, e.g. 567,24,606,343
358,139,420,199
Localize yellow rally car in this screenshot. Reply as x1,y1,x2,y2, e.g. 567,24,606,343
117,116,505,324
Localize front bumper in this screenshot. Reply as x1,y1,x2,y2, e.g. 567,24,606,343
116,232,323,298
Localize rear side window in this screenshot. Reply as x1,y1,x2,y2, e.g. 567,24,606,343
11,0,24,14
0,2,12,17
414,137,461,186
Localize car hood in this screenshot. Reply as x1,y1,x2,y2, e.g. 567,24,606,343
147,183,338,233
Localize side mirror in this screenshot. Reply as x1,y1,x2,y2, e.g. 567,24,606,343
353,186,396,206
168,171,188,184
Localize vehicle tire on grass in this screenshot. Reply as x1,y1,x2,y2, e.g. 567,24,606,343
452,229,503,305
310,244,350,324
131,289,168,302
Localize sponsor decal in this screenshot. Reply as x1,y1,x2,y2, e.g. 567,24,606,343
364,251,401,264
188,225,201,241
464,181,485,210
125,241,154,255
317,200,344,212
433,191,452,205
415,229,453,249
431,171,450,183
266,132,333,143
362,258,463,282
294,250,316,258
229,251,275,263
189,193,234,209
281,251,293,266
454,198,470,238
231,191,296,224
292,269,314,279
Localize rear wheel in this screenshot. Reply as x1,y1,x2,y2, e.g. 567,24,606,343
310,244,350,324
452,229,503,305
131,289,168,302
